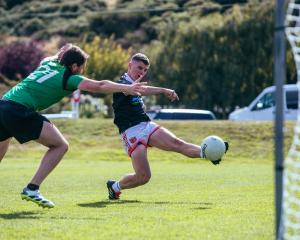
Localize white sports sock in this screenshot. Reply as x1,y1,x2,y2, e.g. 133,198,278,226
112,182,121,192
199,146,203,158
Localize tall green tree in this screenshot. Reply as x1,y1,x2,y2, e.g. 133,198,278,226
147,2,295,118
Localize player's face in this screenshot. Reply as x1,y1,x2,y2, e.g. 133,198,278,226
71,63,85,74
128,60,149,81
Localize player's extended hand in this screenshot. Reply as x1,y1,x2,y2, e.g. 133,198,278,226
164,89,179,102
135,74,144,83
125,82,148,96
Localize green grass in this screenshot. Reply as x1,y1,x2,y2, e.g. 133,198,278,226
0,119,295,240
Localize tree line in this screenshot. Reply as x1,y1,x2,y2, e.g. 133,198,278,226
0,0,296,118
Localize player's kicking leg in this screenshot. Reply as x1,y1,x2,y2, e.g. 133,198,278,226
148,127,228,164
148,127,202,158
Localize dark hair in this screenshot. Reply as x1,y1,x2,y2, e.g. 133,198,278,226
59,45,89,67
59,45,89,90
131,53,150,66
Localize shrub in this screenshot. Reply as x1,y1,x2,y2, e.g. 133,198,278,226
0,40,45,80
82,36,132,80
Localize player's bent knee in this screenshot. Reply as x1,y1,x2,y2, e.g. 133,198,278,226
136,173,151,185
53,141,69,154
61,141,69,154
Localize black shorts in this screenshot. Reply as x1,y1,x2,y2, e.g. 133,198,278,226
0,100,50,144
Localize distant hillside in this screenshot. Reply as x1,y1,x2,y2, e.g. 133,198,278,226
0,0,248,47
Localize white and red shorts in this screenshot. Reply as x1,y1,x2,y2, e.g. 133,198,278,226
121,121,160,157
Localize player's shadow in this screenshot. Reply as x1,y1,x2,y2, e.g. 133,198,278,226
78,200,141,208
78,200,212,210
0,211,41,219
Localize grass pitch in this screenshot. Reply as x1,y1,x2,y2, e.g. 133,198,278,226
0,119,294,240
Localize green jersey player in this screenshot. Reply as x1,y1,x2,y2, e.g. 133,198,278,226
0,44,146,208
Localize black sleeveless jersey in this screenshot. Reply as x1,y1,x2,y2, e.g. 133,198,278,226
112,74,150,133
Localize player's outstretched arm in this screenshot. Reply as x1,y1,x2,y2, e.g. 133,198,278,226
78,78,147,95
142,86,179,102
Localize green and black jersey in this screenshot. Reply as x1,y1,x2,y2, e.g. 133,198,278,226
3,58,84,111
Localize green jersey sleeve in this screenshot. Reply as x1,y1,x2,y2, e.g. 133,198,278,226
3,60,85,111
67,75,85,90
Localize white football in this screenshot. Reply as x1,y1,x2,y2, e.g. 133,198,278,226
201,135,226,161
